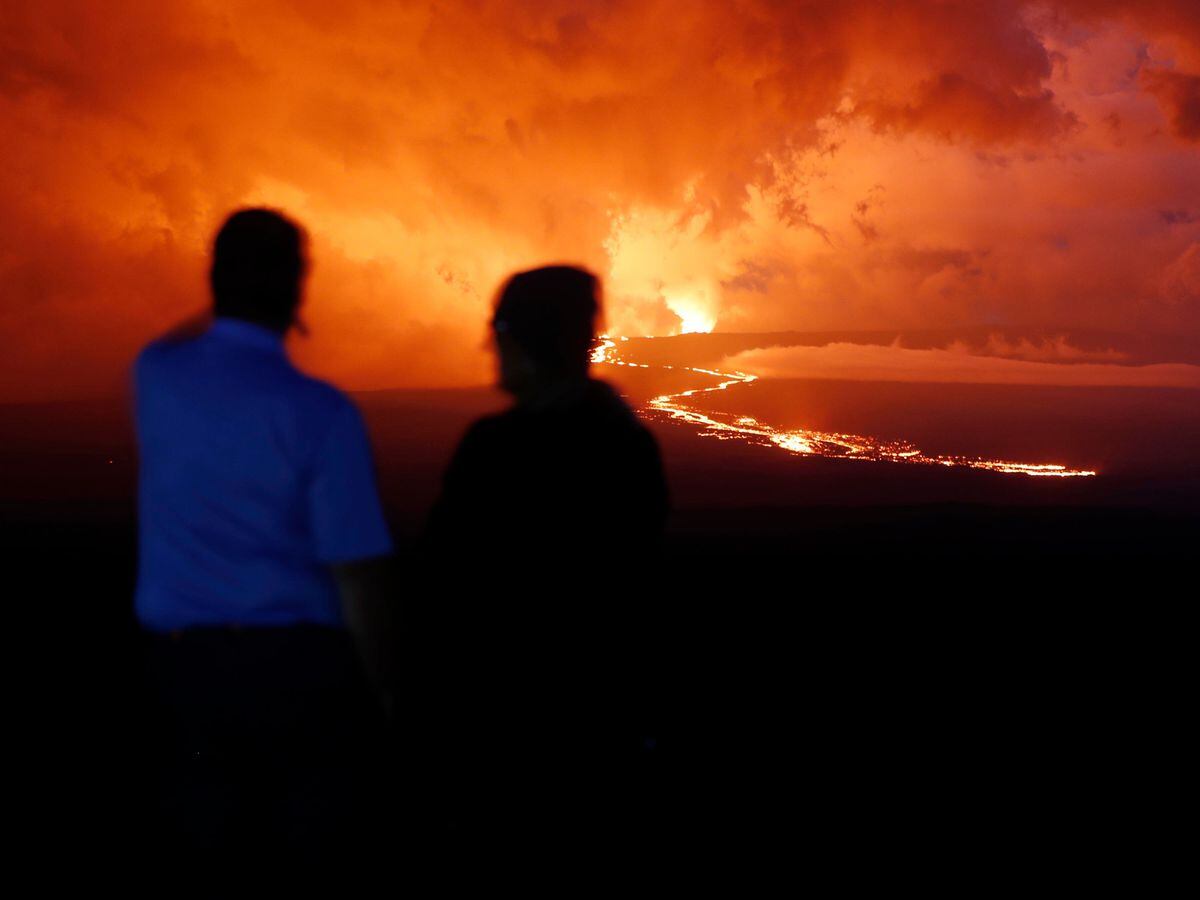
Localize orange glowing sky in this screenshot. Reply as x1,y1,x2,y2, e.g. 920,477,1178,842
2,1,1200,401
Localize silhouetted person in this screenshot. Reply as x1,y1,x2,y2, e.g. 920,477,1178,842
133,208,393,873
420,265,668,848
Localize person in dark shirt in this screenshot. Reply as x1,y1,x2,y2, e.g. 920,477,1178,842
417,265,668,849
427,268,667,557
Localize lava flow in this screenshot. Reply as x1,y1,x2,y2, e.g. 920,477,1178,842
593,338,1097,478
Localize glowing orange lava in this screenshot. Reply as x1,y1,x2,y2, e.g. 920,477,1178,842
593,339,1097,478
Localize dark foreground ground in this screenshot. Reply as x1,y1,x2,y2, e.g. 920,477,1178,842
3,384,1195,882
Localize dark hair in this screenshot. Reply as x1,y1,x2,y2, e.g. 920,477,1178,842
210,208,306,332
493,265,599,377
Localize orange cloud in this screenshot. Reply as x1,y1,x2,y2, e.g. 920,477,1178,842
2,2,1200,400
972,334,1128,362
1142,68,1200,140
723,342,1200,389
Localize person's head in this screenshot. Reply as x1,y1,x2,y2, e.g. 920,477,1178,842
491,265,600,396
210,208,307,333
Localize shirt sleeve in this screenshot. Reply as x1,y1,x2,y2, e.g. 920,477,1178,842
309,399,394,564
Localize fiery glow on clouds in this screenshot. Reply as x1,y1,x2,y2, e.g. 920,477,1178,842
605,202,723,335
724,341,1200,389
3,1,1200,400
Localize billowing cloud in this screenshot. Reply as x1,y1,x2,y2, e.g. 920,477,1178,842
967,334,1128,362
724,342,1200,389
2,1,1200,400
1161,242,1200,305
1143,68,1200,140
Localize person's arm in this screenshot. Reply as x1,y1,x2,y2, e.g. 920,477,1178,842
333,556,396,711
627,424,670,548
157,310,212,343
309,399,396,702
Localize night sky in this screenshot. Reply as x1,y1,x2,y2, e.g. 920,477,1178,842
3,1,1199,401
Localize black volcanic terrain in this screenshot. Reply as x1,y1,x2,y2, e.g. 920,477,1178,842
4,329,1195,861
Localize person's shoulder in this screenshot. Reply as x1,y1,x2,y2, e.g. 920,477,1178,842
140,314,212,356
292,374,363,427
134,340,168,376
583,378,645,428
586,378,663,454
446,407,536,468
292,378,375,465
459,408,515,445
134,325,204,380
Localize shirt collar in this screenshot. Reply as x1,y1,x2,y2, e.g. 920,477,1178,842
208,317,286,354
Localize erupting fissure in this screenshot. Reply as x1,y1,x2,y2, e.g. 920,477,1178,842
592,338,1097,478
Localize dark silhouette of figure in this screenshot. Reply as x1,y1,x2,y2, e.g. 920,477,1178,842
134,208,394,873
418,265,669,849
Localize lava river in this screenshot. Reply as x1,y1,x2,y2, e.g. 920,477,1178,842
592,338,1097,478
